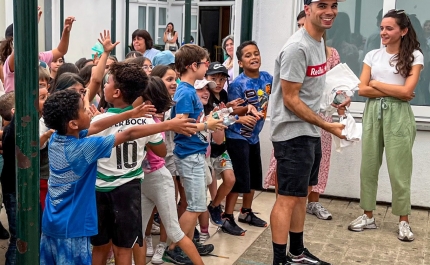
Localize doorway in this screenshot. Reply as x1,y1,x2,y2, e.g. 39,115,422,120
199,6,231,63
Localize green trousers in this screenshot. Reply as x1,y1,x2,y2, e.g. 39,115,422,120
360,97,416,216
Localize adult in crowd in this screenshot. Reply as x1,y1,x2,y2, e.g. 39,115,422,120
221,35,234,90
269,0,346,264
131,29,160,61
422,20,430,46
349,9,423,242
164,22,179,53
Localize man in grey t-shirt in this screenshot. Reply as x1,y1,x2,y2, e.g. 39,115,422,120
269,1,346,265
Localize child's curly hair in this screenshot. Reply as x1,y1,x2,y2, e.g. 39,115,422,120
109,62,149,104
43,90,81,135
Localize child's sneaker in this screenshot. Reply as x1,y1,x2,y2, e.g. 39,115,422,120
238,208,268,227
162,246,193,265
145,236,154,257
151,224,161,235
151,243,167,264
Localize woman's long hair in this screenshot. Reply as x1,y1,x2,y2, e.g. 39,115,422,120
0,38,13,64
384,10,422,78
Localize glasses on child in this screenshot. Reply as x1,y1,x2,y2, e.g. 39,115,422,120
196,61,210,67
143,65,154,70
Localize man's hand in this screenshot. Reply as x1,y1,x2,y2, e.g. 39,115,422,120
325,122,346,139
64,16,76,33
130,103,157,118
98,30,120,53
168,118,197,137
237,115,257,128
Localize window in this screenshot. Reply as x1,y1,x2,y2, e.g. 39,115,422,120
138,4,168,46
326,0,384,104
395,0,430,106
327,0,430,107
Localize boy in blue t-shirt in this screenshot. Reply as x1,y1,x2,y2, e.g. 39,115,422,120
225,40,273,228
164,44,225,263
40,89,195,265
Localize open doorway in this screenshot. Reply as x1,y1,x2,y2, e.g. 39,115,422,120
199,6,231,63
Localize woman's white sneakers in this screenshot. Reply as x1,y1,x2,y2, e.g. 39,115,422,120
348,214,415,242
348,214,377,232
398,221,415,242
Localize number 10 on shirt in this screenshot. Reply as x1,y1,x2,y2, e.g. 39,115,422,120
116,141,138,169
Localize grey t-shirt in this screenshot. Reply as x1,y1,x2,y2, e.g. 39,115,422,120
270,28,327,142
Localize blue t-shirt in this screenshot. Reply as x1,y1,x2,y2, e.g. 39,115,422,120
144,48,161,62
171,81,208,158
226,72,273,144
42,130,115,239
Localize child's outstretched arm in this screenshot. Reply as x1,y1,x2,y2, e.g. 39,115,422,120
88,104,156,136
113,118,197,147
176,112,226,133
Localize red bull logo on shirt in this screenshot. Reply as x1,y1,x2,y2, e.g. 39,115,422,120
306,62,327,77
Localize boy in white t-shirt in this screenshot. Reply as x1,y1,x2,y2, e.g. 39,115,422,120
90,62,197,264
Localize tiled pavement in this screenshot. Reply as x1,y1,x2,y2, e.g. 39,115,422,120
0,191,428,264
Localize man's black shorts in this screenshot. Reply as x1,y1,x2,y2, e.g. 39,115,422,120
91,179,143,248
273,136,322,197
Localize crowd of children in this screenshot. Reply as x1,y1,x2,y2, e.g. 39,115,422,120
0,6,273,265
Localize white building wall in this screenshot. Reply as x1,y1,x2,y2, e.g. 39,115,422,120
1,0,45,52
252,0,430,208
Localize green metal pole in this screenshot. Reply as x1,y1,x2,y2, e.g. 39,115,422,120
239,0,254,73
111,0,117,55
125,0,130,56
184,0,191,43
13,0,40,264
60,0,64,37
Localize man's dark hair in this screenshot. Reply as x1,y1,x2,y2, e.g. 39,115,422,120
143,76,174,113
0,92,15,121
43,90,81,135
175,44,209,75
236,40,259,61
297,10,306,21
109,62,149,104
75,58,93,70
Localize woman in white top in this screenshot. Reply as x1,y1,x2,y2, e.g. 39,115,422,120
349,10,423,242
163,23,179,53
221,35,234,91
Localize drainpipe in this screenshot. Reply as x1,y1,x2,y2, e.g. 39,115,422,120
184,0,191,43
60,0,64,37
239,0,254,73
125,0,130,57
13,0,40,263
111,0,117,55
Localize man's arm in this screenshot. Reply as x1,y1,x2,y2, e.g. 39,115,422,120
282,79,344,138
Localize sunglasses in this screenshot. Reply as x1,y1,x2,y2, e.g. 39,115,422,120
388,9,405,15
196,61,210,67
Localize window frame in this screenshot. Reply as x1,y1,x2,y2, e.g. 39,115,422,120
295,0,430,125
